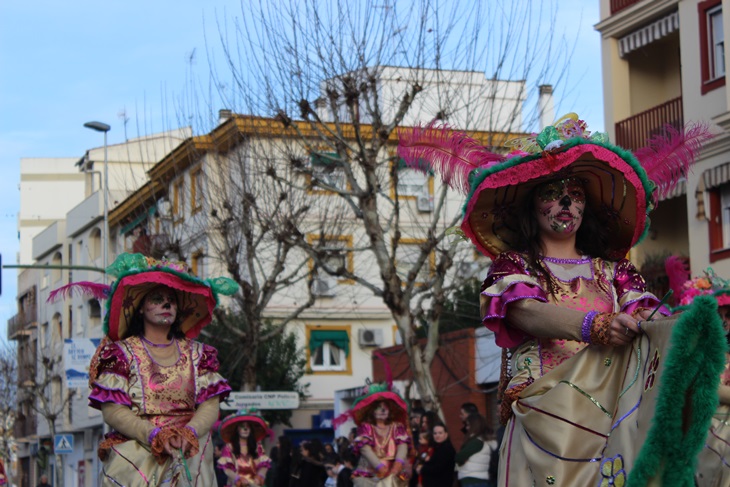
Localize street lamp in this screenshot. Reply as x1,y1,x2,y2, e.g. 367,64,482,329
83,121,111,282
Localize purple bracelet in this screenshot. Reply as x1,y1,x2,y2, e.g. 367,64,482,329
395,458,406,465
185,425,198,438
148,427,161,444
582,311,599,343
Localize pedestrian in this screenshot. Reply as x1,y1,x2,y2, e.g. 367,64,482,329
274,436,292,487
455,414,497,487
76,253,237,486
36,475,51,487
324,456,341,487
295,440,327,487
323,443,338,464
416,424,455,487
458,403,478,437
218,410,272,486
214,442,229,487
336,451,355,487
265,446,279,487
399,115,714,484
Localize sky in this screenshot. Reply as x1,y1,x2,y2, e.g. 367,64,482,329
0,1,604,341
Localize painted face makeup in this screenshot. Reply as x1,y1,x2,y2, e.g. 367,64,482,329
238,423,251,439
534,178,586,236
374,401,390,421
141,287,178,327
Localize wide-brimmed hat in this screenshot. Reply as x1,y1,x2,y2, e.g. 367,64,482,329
398,114,712,260
219,409,270,443
48,252,238,341
665,256,730,311
349,384,409,426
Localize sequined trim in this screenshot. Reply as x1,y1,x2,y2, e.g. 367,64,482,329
582,311,599,343
590,313,615,346
557,380,612,417
542,256,591,264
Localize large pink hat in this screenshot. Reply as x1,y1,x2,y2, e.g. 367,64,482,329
398,114,712,259
218,409,271,443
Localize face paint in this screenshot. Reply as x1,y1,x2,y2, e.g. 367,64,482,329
534,178,586,237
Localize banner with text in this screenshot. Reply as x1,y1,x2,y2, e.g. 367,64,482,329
63,338,101,388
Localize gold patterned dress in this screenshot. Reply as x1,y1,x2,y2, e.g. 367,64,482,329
352,422,411,487
482,252,670,486
90,336,231,486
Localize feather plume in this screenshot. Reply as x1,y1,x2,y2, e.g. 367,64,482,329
332,410,353,429
373,351,393,389
665,255,690,307
47,281,111,303
634,122,714,201
397,122,505,194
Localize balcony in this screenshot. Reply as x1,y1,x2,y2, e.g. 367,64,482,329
7,307,38,341
13,413,37,441
610,0,642,15
615,97,683,151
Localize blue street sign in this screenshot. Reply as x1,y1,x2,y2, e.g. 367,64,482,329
54,434,74,454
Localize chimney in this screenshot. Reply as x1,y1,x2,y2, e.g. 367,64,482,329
219,109,233,125
538,85,555,130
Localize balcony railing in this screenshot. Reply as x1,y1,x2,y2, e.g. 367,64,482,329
614,97,683,151
13,414,37,441
610,0,642,14
7,307,38,341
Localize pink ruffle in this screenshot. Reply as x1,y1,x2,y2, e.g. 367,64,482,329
96,343,131,379
88,386,133,410
257,459,272,470
198,344,222,374
482,281,547,348
196,380,232,404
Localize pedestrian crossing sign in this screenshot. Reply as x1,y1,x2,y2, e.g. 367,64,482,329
54,434,74,454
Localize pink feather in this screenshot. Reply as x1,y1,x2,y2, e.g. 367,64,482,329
397,122,505,194
47,281,111,303
332,410,353,429
373,351,393,390
664,255,690,307
634,122,714,201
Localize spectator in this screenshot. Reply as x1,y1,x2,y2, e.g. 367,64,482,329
36,476,51,487
265,446,279,487
324,456,342,487
459,403,479,436
337,451,355,487
275,436,292,487
456,414,497,487
417,424,455,487
296,440,327,486
323,443,339,464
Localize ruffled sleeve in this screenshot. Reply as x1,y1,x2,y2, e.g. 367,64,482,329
481,251,548,348
88,342,132,410
195,343,232,404
255,454,272,471
613,259,670,316
393,422,411,446
353,423,375,454
217,444,236,471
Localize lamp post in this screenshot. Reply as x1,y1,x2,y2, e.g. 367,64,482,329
83,121,111,282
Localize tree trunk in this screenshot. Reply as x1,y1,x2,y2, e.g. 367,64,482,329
395,314,441,415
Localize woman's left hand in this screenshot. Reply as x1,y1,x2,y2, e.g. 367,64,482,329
608,313,641,346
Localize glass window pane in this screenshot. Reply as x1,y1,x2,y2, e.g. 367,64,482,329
312,346,324,366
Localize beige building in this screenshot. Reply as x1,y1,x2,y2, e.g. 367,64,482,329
597,0,730,281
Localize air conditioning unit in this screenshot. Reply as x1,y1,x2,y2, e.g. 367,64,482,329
311,276,336,297
417,194,434,212
358,328,384,347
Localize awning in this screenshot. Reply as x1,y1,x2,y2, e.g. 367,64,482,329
702,162,730,190
119,205,157,235
309,329,350,356
619,11,679,58
659,180,686,201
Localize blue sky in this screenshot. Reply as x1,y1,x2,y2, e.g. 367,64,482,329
0,1,603,341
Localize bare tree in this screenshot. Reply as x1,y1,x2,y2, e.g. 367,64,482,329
20,352,74,487
0,343,17,486
169,0,576,413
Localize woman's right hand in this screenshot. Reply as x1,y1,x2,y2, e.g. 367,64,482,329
608,313,641,346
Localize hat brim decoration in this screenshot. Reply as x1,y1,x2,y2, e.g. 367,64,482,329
397,115,712,260
219,410,270,443
47,253,239,341
350,388,409,426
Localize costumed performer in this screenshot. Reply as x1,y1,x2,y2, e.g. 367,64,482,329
50,253,239,486
398,115,724,485
217,410,272,486
0,457,6,486
334,369,411,487
666,258,730,487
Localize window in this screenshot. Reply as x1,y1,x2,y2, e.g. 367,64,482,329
700,0,726,94
394,238,435,285
89,228,102,261
51,252,62,283
191,167,203,214
191,251,204,277
392,159,433,199
307,326,351,373
308,152,347,193
307,235,354,286
77,305,84,335
708,182,730,261
173,178,185,222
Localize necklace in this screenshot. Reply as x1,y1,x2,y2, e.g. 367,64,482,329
141,335,174,348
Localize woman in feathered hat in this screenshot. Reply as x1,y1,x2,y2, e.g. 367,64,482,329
666,257,730,486
335,374,411,486
217,410,272,486
0,457,6,486
52,253,238,486
398,115,719,485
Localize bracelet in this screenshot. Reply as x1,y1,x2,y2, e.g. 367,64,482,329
148,427,161,445
185,425,198,438
394,458,406,465
582,310,599,343
376,462,387,471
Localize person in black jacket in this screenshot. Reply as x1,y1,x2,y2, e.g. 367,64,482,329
417,424,456,487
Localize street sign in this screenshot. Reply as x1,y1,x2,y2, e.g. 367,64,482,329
220,391,300,410
54,434,74,454
63,338,101,388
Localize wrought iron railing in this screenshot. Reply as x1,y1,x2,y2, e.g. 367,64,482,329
610,0,642,14
614,97,683,151
7,307,37,340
